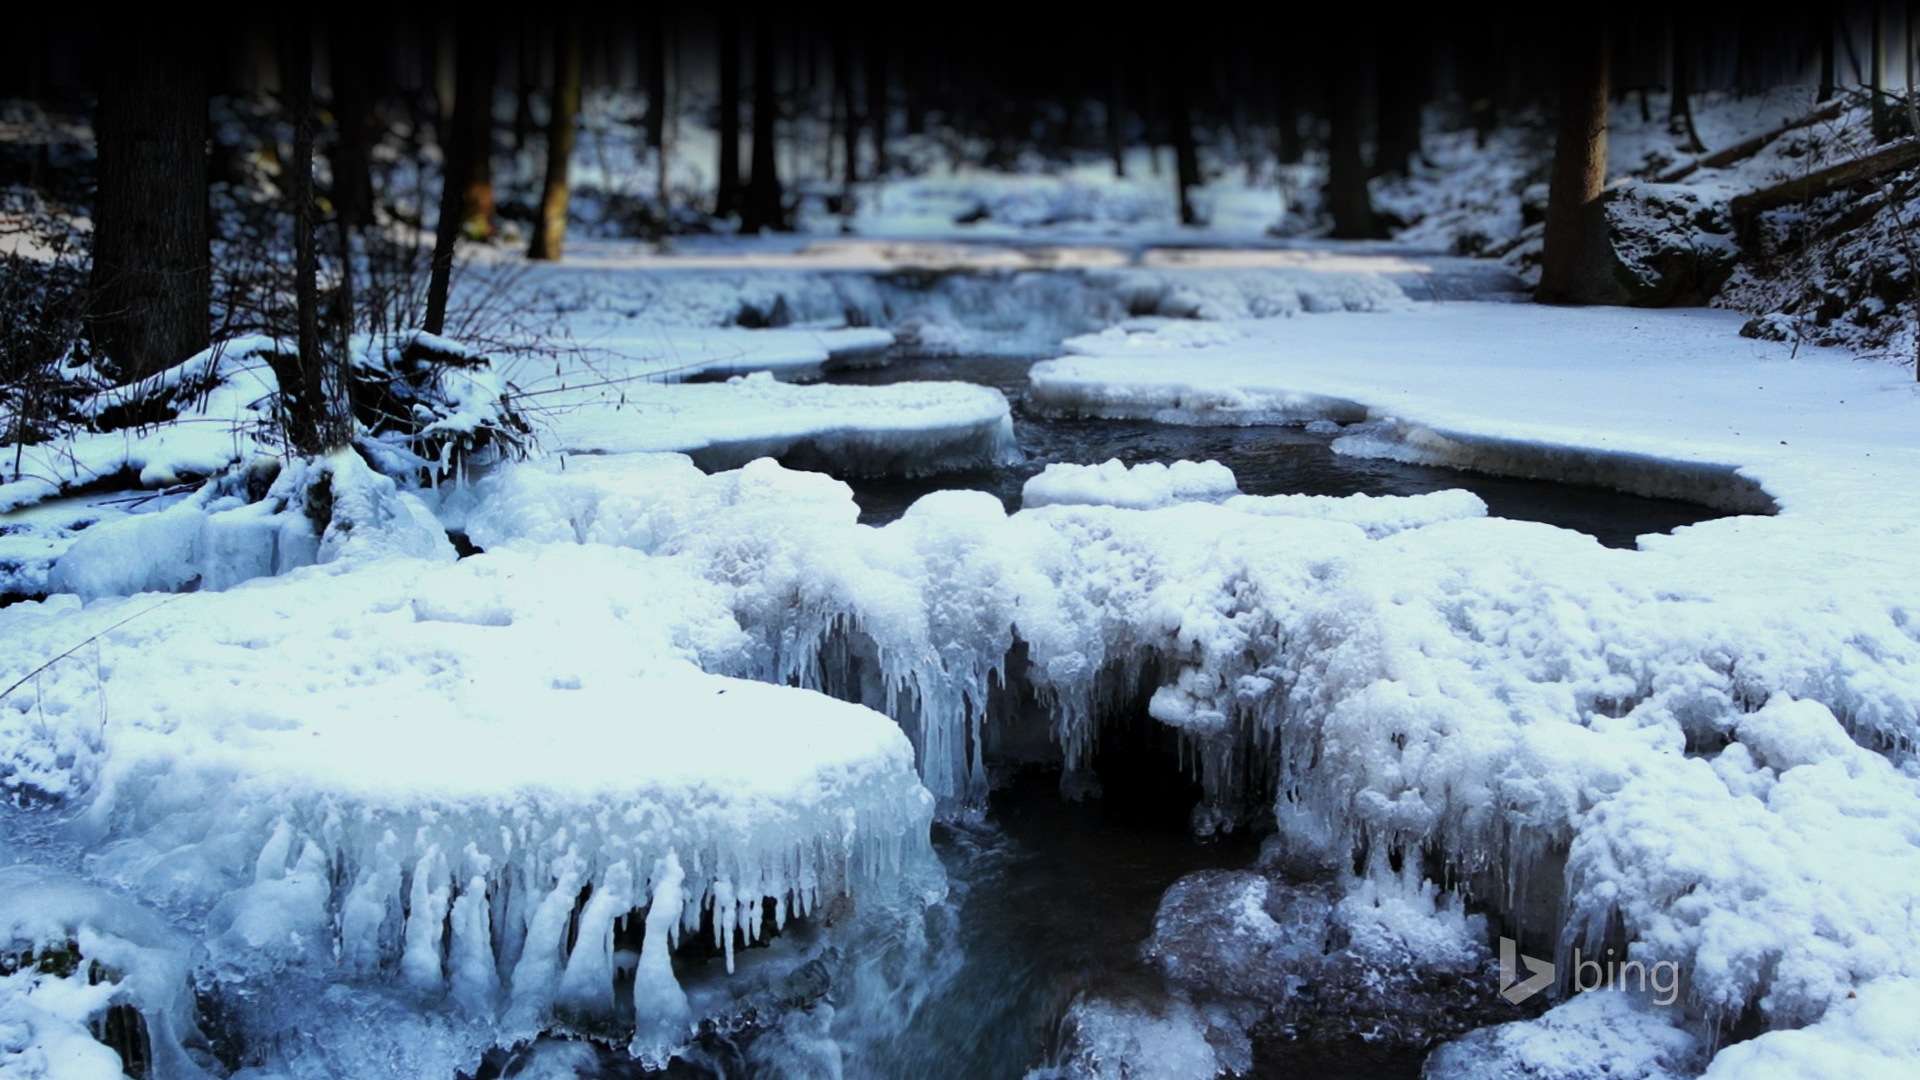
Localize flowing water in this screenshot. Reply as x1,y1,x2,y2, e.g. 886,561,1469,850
770,352,1726,1078
829,354,1723,547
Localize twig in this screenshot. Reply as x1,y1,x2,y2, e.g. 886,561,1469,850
0,596,185,706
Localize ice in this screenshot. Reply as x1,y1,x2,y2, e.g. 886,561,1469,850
1031,994,1222,1080
1697,978,1920,1079
0,866,206,1079
630,853,693,1066
48,450,451,602
1423,990,1707,1080
1021,458,1239,510
528,370,1020,477
453,427,1920,1064
1,510,940,1070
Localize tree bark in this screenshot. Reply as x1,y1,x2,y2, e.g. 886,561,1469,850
865,30,889,180
1169,64,1203,226
741,17,787,233
1669,14,1707,154
1325,52,1383,239
529,14,580,261
89,16,210,381
280,12,334,455
715,15,743,220
424,19,492,334
1538,25,1627,305
327,27,376,230
1372,31,1424,179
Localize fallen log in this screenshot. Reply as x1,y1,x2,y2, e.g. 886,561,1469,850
1730,137,1920,220
1657,99,1848,183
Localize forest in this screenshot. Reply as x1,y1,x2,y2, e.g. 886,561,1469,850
3,6,1920,1080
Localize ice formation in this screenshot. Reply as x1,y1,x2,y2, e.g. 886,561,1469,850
2,481,940,1072
459,436,1920,1065
1021,458,1239,510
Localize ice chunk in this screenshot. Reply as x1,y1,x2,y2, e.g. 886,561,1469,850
1424,990,1706,1080
1021,458,1239,510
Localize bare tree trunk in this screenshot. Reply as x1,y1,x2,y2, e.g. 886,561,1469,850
281,12,335,454
529,13,580,261
424,19,491,334
1107,37,1128,179
1325,52,1384,239
1670,14,1707,154
328,28,376,230
741,17,786,233
1373,30,1425,179
866,30,889,180
715,15,743,219
1539,24,1628,305
835,30,858,196
89,15,210,381
644,10,666,157
1169,68,1203,226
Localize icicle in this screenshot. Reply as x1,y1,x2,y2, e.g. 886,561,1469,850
712,878,737,973
253,817,295,883
448,875,500,1016
632,851,692,1068
557,860,633,1015
401,847,451,995
505,853,584,1030
339,830,403,975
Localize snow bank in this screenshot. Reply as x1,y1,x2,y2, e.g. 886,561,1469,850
1423,990,1706,1080
0,337,282,514
1,524,938,1067
48,451,452,602
528,371,1019,477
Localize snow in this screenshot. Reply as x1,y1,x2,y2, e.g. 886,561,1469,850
1021,458,1239,510
1424,990,1707,1080
1,469,940,1071
8,80,1920,1075
522,369,1020,476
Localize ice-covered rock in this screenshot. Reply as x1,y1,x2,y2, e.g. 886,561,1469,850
48,450,452,601
1423,990,1707,1080
2,534,941,1071
1144,867,1501,1049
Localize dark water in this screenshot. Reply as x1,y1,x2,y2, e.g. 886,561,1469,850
829,355,1722,548
854,770,1264,1080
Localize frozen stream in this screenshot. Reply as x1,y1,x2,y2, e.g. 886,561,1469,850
831,353,1724,547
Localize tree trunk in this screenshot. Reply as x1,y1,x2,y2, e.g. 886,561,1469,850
865,31,889,180
1539,26,1627,305
715,15,743,219
1107,40,1128,178
1325,53,1383,239
529,14,580,261
327,28,376,230
89,16,210,381
1169,69,1203,226
644,11,666,157
424,19,492,334
281,12,334,455
1372,31,1424,179
1670,14,1707,154
835,31,858,195
741,18,786,233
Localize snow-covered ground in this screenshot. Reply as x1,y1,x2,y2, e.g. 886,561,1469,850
6,87,1920,1079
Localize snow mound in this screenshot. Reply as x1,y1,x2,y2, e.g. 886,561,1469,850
1021,458,1239,510
1225,488,1488,538
532,371,1019,477
0,541,938,1065
1423,990,1706,1080
48,450,452,601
